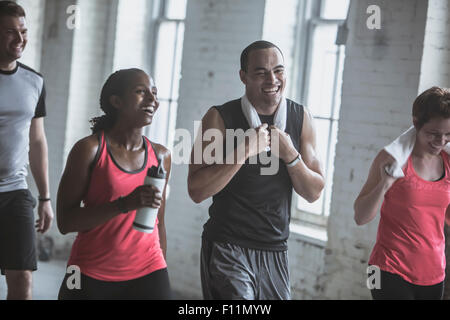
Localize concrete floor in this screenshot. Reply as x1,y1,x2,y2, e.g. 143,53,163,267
0,259,67,300
0,260,187,300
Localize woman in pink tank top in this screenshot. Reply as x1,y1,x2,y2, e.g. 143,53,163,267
354,87,450,300
56,69,172,300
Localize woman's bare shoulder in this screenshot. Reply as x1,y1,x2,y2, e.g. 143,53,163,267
69,133,101,161
148,140,171,158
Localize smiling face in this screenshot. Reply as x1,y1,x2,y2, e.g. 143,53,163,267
415,116,450,156
239,47,286,114
111,71,160,128
0,15,27,70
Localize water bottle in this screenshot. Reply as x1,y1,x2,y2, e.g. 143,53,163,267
133,160,166,233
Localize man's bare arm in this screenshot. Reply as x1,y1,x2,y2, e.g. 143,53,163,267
272,109,325,202
188,107,269,203
29,117,54,233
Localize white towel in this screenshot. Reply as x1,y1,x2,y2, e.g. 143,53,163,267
384,126,450,178
241,95,287,131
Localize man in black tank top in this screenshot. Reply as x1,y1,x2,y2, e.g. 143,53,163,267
188,41,325,300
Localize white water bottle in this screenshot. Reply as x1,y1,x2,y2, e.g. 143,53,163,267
133,160,166,233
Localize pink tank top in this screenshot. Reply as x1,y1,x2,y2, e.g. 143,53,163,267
67,132,167,281
369,152,450,285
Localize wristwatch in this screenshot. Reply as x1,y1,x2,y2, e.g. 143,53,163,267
286,153,301,168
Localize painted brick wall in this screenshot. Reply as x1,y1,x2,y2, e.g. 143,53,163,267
38,0,78,257
16,0,45,70
64,0,118,160
322,0,429,299
262,0,299,98
113,0,151,71
419,0,450,91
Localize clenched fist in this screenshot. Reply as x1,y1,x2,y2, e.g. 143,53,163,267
123,185,163,211
247,123,271,158
269,125,298,163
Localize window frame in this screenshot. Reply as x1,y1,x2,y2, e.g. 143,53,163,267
145,0,187,149
291,0,348,228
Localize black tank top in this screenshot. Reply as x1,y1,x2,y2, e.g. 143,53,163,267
202,98,304,251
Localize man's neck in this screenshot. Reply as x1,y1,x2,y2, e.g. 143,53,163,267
246,96,279,116
0,60,17,72
252,103,278,116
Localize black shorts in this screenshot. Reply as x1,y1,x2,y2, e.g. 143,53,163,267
370,268,444,300
58,268,172,300
0,189,37,275
201,238,291,300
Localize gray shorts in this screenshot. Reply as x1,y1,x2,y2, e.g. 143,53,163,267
200,238,290,300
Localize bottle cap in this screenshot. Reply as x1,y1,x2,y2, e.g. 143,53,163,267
148,156,166,179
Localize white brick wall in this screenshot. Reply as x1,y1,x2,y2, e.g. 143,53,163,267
262,0,299,98
322,0,429,299
419,0,450,91
113,0,150,71
64,0,118,160
38,0,78,257
17,0,45,70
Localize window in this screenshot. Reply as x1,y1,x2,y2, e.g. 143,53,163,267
146,0,187,148
293,0,349,227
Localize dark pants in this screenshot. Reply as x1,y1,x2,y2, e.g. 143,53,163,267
370,269,444,300
0,189,37,274
58,268,172,300
201,238,290,300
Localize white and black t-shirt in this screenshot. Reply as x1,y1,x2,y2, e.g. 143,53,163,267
0,62,46,192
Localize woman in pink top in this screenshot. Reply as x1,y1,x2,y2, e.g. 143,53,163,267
56,69,172,299
354,87,450,300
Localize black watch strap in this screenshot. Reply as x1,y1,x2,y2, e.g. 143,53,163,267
117,196,128,213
